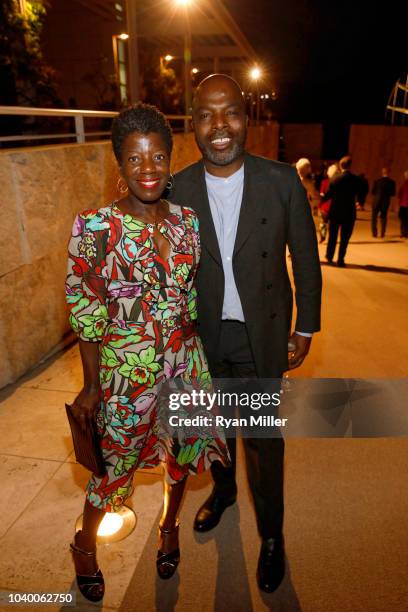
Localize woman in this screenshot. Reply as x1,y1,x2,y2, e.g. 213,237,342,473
319,163,340,243
66,103,229,601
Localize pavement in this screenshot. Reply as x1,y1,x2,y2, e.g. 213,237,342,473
0,210,407,612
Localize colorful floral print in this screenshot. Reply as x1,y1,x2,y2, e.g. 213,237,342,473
66,201,229,512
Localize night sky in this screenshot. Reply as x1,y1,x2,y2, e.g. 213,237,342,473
223,0,406,128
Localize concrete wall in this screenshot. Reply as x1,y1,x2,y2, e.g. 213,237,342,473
0,125,278,388
349,124,408,210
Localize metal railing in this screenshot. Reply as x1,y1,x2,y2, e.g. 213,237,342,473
0,106,192,145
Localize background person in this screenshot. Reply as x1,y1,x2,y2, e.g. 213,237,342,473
323,155,363,267
295,157,321,216
371,166,396,237
319,162,340,243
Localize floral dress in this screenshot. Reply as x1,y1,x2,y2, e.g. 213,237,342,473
66,201,229,512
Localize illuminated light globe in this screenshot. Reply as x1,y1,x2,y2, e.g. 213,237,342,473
97,512,124,537
250,67,262,81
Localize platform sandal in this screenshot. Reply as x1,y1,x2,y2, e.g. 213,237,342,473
70,531,105,602
156,522,180,580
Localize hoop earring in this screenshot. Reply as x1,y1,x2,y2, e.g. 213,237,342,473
117,177,128,194
166,174,174,191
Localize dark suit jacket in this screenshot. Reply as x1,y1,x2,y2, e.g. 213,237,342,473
170,153,322,377
323,170,362,222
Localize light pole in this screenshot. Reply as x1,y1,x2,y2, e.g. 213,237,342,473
249,66,262,126
175,0,193,132
126,0,140,103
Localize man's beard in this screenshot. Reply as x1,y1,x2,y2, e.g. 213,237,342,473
198,132,246,166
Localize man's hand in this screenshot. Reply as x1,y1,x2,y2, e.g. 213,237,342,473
71,386,100,432
288,332,312,370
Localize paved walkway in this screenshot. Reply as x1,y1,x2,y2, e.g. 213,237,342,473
0,211,407,611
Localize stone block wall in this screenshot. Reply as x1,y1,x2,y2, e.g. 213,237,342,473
0,125,278,388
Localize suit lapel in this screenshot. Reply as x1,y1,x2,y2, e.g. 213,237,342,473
233,153,264,257
190,161,222,265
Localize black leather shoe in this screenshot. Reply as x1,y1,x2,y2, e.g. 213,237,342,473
256,535,285,593
193,491,236,532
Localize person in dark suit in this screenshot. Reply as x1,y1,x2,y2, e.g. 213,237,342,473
323,155,362,267
371,167,396,237
170,74,322,593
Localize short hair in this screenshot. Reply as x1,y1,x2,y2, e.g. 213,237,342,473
340,155,352,170
111,103,173,163
193,73,245,111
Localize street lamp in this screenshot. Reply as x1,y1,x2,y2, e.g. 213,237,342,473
250,67,261,81
249,66,262,125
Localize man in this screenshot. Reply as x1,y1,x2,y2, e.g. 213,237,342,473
171,74,322,592
323,155,362,267
371,167,396,237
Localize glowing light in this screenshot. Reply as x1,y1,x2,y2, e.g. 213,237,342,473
118,33,129,40
97,513,124,537
250,67,261,81
164,54,174,61
175,0,191,5
192,67,199,74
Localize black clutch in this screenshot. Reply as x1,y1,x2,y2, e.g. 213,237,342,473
65,404,107,477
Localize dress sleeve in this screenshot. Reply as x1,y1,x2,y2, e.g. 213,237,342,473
65,212,108,342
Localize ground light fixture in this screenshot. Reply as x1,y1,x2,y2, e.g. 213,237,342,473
75,506,137,544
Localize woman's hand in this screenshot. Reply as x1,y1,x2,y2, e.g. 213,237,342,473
71,386,100,432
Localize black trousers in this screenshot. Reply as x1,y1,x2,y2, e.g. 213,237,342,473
371,203,390,237
209,320,284,540
326,217,355,263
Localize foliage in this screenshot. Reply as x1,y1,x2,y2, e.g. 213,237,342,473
0,0,60,107
139,47,183,114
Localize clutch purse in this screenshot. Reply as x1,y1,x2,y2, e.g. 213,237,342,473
65,403,106,477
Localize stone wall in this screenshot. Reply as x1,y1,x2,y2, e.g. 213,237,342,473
0,125,278,388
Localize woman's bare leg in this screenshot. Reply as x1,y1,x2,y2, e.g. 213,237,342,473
159,476,187,553
72,498,105,575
